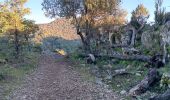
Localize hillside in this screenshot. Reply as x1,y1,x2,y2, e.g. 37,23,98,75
38,18,79,41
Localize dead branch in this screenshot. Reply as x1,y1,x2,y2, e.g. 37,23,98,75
112,69,134,78
129,68,160,96
79,53,151,62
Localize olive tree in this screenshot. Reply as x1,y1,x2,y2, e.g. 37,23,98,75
42,0,123,52
0,0,39,58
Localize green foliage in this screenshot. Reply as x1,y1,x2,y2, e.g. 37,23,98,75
42,0,127,27
158,67,170,88
32,43,42,52
0,0,30,33
0,51,39,98
154,0,166,26
42,37,81,53
0,73,5,81
22,19,39,40
0,0,39,58
160,73,170,88
131,4,149,29
42,0,121,18
167,46,170,53
42,0,127,52
164,12,170,22
132,4,149,18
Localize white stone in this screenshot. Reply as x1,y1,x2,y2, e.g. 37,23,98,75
120,90,127,95
135,73,142,76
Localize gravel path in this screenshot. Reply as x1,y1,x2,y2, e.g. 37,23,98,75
9,54,119,100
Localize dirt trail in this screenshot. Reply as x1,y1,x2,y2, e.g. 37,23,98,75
9,54,119,100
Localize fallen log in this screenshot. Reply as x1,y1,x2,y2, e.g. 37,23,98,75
79,53,151,62
129,68,160,96
112,69,134,78
112,44,130,48
149,89,170,100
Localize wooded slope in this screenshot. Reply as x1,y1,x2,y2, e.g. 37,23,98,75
38,18,79,40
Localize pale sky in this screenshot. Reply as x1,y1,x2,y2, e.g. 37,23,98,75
1,0,170,24
122,0,170,23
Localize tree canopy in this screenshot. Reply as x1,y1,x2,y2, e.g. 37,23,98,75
0,0,30,33
130,4,149,29
0,0,39,57
42,0,127,51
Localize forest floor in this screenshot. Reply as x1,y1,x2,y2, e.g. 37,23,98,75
9,53,119,100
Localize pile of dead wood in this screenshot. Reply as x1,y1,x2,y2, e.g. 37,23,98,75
82,53,170,99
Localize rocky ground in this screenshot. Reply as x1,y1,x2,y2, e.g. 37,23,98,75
9,54,119,100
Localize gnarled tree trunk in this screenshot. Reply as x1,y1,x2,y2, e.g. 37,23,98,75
130,27,137,47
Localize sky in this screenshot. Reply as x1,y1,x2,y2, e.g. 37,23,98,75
24,0,55,24
1,0,170,24
122,0,170,23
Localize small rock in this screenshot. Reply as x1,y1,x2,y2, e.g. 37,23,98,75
108,64,113,68
95,77,103,85
80,64,86,67
115,69,126,73
106,75,112,79
120,90,126,95
86,54,96,64
126,65,131,69
135,73,142,76
22,95,27,99
111,59,119,64
103,64,112,69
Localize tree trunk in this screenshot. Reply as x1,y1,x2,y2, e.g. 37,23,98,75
130,23,145,47
129,68,160,96
84,19,92,53
73,14,90,52
77,31,86,46
130,27,137,47
162,42,167,64
25,35,31,51
14,29,19,58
